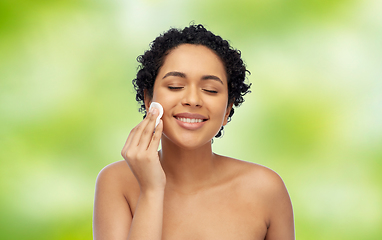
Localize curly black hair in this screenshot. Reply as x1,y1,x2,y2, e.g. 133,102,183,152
133,24,251,138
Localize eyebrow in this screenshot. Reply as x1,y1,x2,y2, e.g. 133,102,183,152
162,71,186,79
162,71,224,85
201,75,224,85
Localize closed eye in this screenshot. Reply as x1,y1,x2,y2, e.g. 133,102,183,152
203,89,218,94
168,86,183,90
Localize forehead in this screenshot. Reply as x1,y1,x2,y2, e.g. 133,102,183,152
158,44,227,81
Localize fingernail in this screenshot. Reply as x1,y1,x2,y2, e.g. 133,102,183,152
151,108,157,115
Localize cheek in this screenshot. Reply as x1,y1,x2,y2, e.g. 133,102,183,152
152,86,168,102
151,89,179,118
153,92,178,107
213,99,230,120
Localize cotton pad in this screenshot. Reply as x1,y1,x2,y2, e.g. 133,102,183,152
149,102,163,128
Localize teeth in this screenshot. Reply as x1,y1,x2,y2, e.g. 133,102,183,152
177,117,203,123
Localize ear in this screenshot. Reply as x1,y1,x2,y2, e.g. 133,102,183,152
143,89,152,112
223,103,233,126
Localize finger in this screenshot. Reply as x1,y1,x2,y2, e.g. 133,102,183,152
121,127,135,153
121,123,141,154
148,119,163,152
121,111,152,155
137,108,159,149
128,110,153,148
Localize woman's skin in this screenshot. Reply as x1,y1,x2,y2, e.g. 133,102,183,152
93,44,295,240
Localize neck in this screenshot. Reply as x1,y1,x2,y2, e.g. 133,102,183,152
159,136,218,192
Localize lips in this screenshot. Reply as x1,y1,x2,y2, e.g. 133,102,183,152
177,117,204,123
173,112,208,130
174,112,208,121
174,112,208,120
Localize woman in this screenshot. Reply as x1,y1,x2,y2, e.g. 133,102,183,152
93,24,294,240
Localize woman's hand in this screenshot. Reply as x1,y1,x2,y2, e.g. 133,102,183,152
121,108,165,193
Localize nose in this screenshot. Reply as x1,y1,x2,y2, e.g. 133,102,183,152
181,85,202,107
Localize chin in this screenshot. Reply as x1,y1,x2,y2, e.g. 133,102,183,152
162,132,212,150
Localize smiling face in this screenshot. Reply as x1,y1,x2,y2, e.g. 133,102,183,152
145,44,232,149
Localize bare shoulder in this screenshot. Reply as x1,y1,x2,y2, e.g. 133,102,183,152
97,161,129,183
93,161,138,239
221,156,294,239
220,156,292,214
220,156,286,191
97,160,130,177
95,160,138,196
221,157,294,239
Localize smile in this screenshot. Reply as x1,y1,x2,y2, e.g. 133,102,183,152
176,117,204,123
173,113,208,130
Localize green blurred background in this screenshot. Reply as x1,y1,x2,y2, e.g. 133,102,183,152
1,0,381,239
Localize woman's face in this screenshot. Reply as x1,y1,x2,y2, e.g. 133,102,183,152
145,44,232,149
